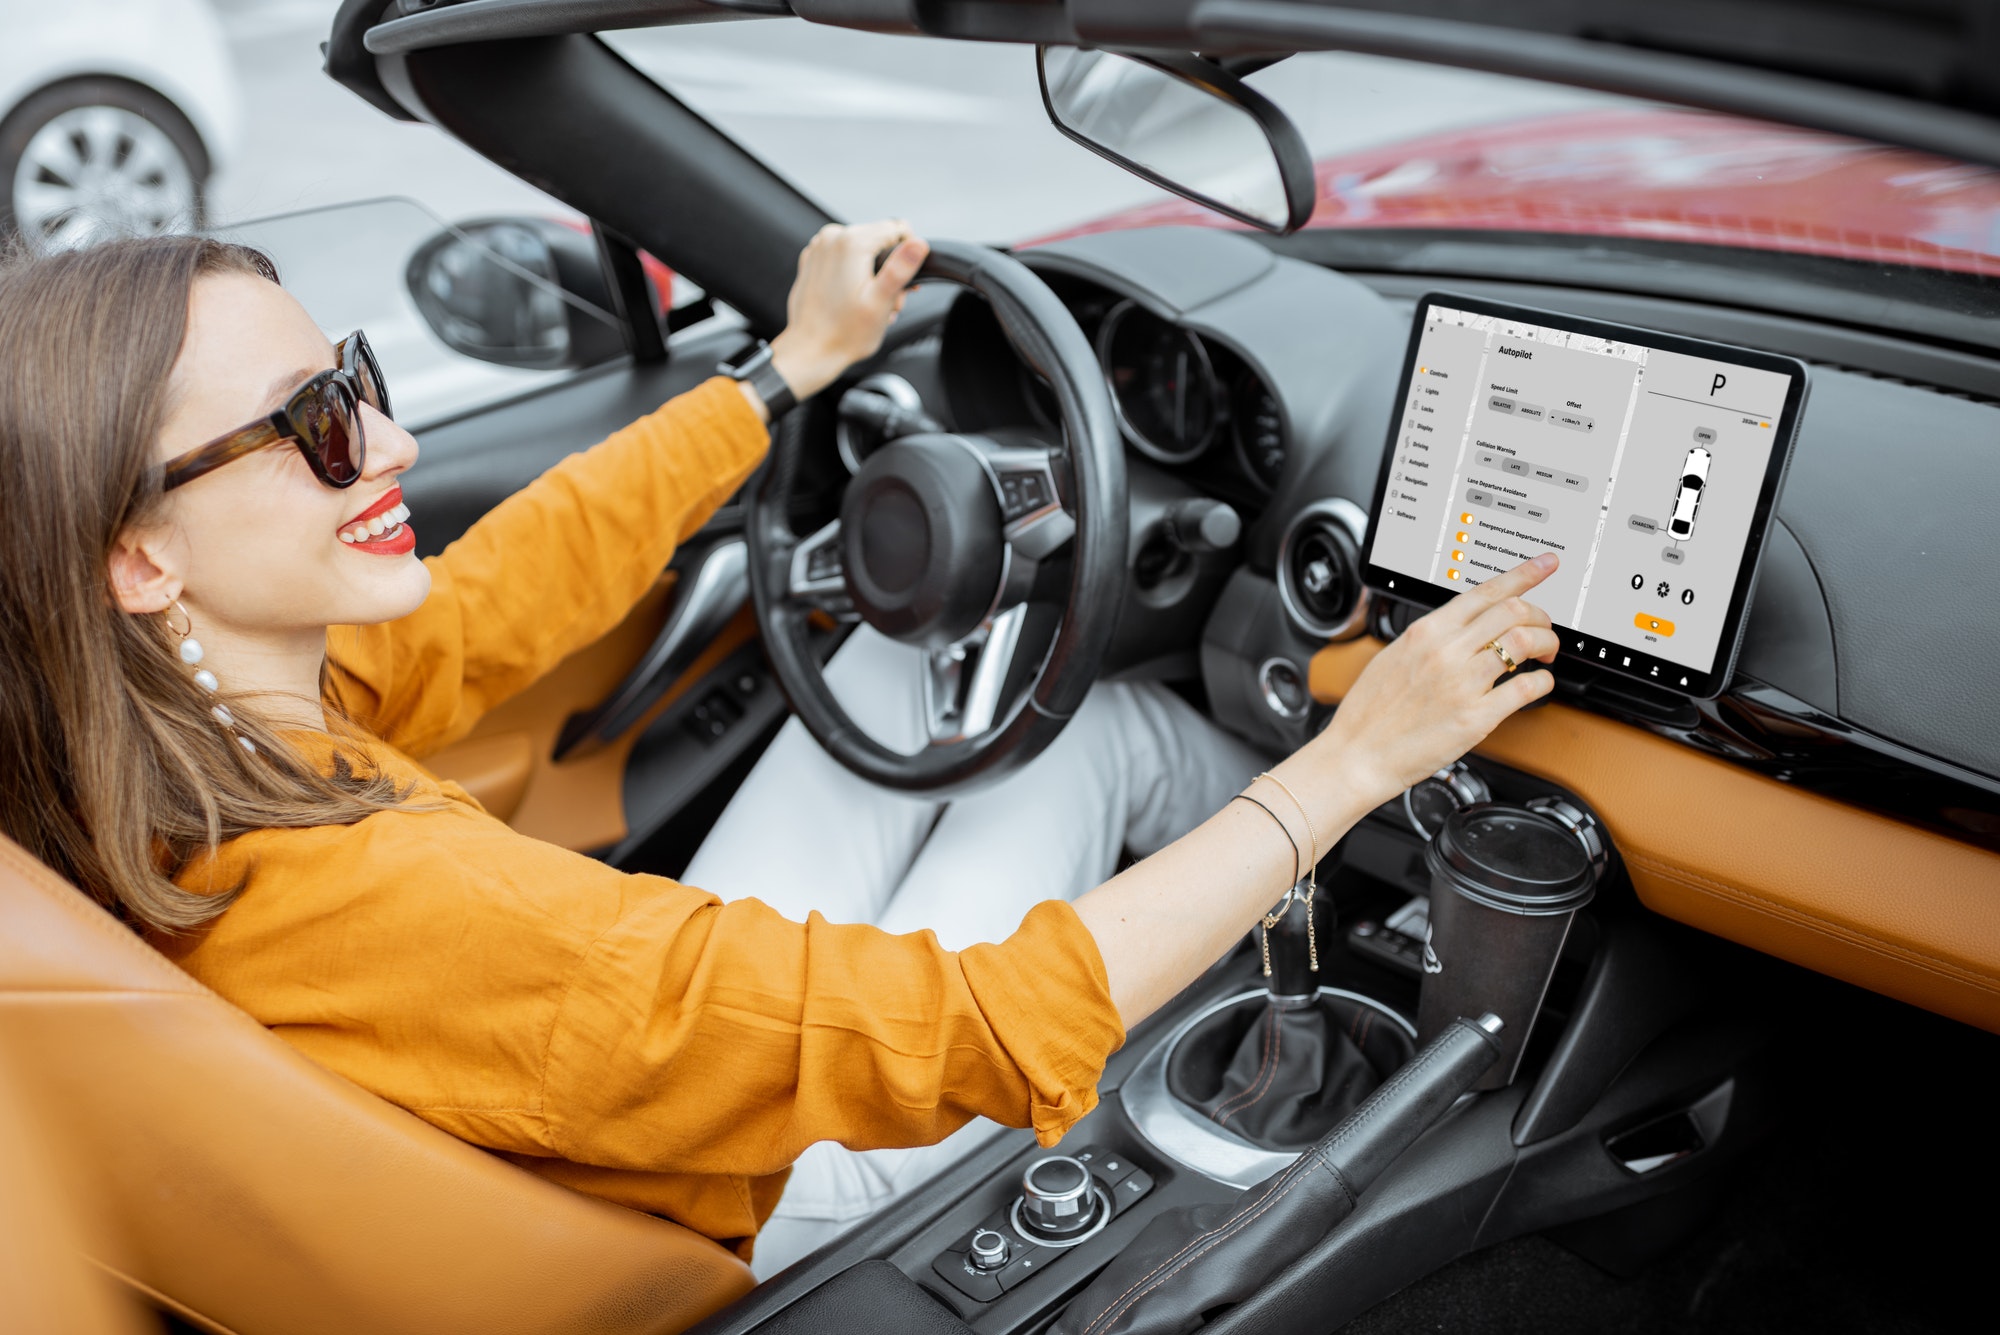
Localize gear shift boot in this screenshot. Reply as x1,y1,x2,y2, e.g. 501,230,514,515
1165,991,1415,1151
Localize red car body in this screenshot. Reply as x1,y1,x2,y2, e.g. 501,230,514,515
1046,106,2000,279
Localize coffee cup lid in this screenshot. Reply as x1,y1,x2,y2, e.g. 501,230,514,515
1425,803,1596,914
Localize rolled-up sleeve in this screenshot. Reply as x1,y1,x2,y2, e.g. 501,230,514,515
542,890,1126,1177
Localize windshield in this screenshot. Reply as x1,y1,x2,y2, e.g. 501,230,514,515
604,25,2000,331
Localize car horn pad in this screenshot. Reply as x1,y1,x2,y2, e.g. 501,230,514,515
1164,993,1416,1152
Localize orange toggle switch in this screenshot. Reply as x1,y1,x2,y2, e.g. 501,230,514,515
1460,512,1475,524
1455,531,1469,543
1447,569,1462,580
1635,613,1675,636
1451,549,1465,561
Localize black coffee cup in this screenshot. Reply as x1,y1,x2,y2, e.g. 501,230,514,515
1416,803,1596,1090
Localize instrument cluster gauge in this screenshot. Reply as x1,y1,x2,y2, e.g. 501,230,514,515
1403,763,1491,840
1096,299,1221,465
1232,371,1287,489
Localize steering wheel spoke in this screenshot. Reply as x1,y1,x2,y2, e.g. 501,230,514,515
787,518,859,620
923,605,1029,746
745,238,1125,795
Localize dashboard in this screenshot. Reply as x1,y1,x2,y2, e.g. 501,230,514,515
834,222,2000,1033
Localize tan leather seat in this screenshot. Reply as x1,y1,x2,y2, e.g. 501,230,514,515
0,1051,153,1334
0,834,755,1335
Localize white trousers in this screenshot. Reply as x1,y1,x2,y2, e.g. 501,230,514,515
683,628,1265,1276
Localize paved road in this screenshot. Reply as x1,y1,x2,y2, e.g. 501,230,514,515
208,2,1621,243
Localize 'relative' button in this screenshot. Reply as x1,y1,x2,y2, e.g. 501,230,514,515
933,1251,1004,1302
1635,613,1675,636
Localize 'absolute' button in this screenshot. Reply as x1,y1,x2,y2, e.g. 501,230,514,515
1635,613,1676,636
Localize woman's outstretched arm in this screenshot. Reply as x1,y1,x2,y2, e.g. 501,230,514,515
326,224,928,757
1077,554,1561,1026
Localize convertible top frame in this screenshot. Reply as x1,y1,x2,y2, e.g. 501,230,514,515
341,0,2000,166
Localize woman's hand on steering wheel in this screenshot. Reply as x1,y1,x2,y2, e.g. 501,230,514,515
769,220,931,404
1306,554,1562,812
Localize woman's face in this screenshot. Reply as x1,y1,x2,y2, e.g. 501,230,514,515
147,273,430,637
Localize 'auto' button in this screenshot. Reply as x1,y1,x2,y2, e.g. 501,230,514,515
1635,613,1675,636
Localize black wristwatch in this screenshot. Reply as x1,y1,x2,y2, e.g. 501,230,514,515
719,340,798,421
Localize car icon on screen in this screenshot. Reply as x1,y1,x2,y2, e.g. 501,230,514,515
1667,447,1712,541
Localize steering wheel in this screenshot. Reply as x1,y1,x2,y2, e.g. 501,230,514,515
745,240,1128,795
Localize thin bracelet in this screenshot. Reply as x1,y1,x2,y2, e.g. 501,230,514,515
1255,772,1323,974
1256,771,1320,867
1231,792,1303,980
1230,793,1300,886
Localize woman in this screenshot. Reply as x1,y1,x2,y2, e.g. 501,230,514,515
0,225,1559,1274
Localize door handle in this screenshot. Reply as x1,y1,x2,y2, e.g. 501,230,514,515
553,536,749,761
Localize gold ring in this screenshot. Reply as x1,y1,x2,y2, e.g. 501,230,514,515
1484,638,1518,673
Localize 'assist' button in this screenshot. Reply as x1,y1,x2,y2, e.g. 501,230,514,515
1634,613,1675,636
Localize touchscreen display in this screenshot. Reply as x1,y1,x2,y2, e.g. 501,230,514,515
1363,295,1806,697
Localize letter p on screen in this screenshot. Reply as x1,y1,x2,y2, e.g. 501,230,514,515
1710,372,1728,396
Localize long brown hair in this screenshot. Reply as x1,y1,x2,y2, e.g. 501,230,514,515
0,237,422,933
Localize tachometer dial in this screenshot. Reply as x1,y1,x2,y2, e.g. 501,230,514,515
1096,300,1220,464
1233,373,1286,489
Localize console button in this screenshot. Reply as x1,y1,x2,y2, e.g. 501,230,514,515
1070,1145,1138,1189
1635,613,1675,636
932,1251,1004,1302
997,1246,1051,1291
1465,487,1495,507
967,1228,1011,1272
1501,457,1530,477
1020,1155,1096,1238
1488,395,1516,413
1110,1169,1155,1214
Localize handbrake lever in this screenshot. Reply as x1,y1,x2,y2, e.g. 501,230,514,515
1052,1013,1505,1335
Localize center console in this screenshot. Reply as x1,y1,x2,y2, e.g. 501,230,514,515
691,753,1784,1335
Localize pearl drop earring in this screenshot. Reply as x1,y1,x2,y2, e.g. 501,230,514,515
163,600,256,756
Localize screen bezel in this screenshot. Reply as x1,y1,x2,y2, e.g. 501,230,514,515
1359,291,1809,701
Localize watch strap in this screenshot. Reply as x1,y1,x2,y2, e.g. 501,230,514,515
720,341,798,421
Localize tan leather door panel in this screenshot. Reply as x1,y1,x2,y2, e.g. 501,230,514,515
1310,639,2000,1033
424,573,756,852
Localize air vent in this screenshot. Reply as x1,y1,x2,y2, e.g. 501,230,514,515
1278,498,1369,640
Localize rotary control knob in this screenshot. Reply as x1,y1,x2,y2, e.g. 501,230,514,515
1019,1155,1097,1239
966,1228,1010,1272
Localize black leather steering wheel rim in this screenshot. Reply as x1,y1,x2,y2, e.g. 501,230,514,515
745,239,1127,795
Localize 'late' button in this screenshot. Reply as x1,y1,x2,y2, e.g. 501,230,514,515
1634,613,1675,636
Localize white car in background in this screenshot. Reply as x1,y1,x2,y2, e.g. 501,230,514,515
0,0,241,249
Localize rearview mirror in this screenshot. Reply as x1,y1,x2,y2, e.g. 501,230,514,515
405,218,627,371
1037,47,1314,234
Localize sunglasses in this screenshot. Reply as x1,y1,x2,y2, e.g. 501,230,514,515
160,331,390,492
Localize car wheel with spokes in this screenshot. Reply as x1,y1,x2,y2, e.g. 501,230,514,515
0,78,209,252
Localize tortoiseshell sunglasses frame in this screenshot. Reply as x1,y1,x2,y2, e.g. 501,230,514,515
158,331,390,492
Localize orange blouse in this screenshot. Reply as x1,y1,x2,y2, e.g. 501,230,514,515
154,377,1125,1258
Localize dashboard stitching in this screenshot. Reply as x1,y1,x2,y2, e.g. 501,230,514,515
1627,853,2000,993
